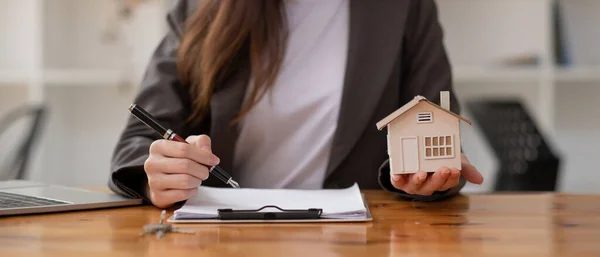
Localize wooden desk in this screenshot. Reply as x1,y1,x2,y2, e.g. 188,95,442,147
1,190,599,257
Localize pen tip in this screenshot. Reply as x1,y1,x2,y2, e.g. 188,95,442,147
228,180,240,188
129,103,136,112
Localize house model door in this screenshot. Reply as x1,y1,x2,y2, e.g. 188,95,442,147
400,137,419,172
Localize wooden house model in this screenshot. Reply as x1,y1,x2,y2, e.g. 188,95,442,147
376,91,472,174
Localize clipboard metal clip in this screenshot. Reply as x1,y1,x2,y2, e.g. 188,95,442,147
217,205,323,220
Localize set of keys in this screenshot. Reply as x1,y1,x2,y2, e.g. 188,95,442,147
140,210,196,239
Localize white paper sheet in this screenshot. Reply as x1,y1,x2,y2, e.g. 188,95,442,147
173,183,367,220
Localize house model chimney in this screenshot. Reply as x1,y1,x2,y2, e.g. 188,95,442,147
440,91,450,110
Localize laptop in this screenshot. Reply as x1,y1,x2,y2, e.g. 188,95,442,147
0,179,143,216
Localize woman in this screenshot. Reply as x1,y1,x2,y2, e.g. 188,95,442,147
109,0,483,208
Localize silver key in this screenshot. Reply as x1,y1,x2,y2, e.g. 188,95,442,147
141,210,196,238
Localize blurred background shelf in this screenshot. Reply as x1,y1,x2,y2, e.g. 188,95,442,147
453,66,600,84
453,66,542,84
44,69,128,87
555,66,600,83
0,71,30,86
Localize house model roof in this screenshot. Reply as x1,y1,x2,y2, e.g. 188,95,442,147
376,95,472,130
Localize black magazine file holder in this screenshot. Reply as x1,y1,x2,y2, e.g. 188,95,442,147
466,100,560,191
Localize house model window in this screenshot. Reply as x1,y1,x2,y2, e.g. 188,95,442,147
416,112,433,123
424,135,454,159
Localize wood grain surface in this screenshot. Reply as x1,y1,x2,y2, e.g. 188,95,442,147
1,190,599,257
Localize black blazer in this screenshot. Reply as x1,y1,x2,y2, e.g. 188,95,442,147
109,0,466,203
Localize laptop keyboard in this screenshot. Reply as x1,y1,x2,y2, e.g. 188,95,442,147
0,191,69,209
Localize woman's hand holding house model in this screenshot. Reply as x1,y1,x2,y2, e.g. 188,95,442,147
376,91,484,196
390,154,483,196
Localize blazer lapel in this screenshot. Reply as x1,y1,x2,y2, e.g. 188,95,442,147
209,62,250,178
325,0,408,178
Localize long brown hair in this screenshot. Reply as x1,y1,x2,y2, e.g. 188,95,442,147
177,0,288,125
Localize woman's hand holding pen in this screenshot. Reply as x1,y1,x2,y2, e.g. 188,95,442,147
144,135,220,208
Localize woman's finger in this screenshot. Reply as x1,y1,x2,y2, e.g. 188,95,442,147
401,171,428,194
416,167,451,195
439,168,461,191
147,157,210,181
148,173,203,191
187,135,213,152
390,174,408,190
149,139,219,166
461,155,483,184
150,188,198,208
461,162,483,185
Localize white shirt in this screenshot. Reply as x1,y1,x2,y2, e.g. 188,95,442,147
233,0,349,189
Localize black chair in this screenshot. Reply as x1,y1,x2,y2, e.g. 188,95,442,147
465,99,561,191
0,104,48,181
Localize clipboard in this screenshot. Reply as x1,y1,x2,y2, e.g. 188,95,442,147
167,193,373,223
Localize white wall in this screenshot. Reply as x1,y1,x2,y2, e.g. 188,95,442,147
0,87,29,114
437,0,547,67
39,86,136,186
559,0,600,66
554,85,600,193
0,0,36,73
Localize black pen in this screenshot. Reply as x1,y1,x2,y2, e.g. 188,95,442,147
128,103,240,188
